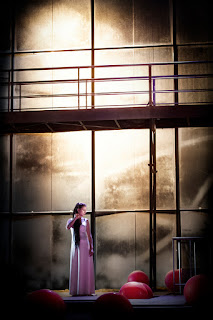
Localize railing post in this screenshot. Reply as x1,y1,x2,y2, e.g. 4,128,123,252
86,80,88,109
8,71,11,112
148,65,153,107
153,78,156,106
19,84,21,111
78,68,80,109
174,62,178,106
91,66,95,109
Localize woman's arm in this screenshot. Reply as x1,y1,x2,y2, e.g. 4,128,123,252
66,214,81,230
86,220,94,256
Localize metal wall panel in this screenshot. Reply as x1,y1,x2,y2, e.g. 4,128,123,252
13,134,52,212
156,129,176,210
12,215,52,291
179,127,213,209
95,130,149,210
15,0,91,51
0,135,10,212
156,213,176,288
51,132,92,211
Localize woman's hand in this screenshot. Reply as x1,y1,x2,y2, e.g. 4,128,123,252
66,214,81,229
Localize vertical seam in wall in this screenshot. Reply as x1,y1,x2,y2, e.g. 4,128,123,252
135,212,136,270
51,0,54,110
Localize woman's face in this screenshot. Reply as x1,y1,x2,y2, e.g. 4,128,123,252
78,206,87,217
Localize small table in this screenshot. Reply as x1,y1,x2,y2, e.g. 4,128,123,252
172,237,206,293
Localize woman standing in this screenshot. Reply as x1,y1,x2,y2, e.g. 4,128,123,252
66,202,95,296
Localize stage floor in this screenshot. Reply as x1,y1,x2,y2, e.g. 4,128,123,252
54,290,193,320
56,289,186,305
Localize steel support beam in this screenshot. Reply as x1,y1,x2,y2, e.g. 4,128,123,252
1,105,211,126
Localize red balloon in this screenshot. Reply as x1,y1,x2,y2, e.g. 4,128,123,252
93,293,133,319
120,281,153,299
26,289,66,320
142,283,153,299
128,270,149,285
165,269,182,292
184,274,210,305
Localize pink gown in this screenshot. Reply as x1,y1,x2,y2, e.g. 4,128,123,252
67,217,95,296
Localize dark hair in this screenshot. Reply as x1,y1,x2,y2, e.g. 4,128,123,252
73,202,86,248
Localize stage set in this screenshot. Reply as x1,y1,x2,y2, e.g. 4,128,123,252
22,258,212,319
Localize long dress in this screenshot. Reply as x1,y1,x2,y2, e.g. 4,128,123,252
67,217,95,296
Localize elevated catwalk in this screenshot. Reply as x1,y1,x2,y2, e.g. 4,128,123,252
1,60,213,133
